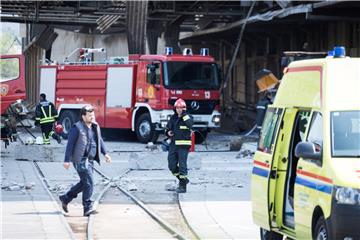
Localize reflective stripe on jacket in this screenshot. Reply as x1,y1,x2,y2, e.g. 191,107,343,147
35,100,58,124
165,112,194,148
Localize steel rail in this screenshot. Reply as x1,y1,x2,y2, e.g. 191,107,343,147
86,168,130,240
32,161,76,239
88,167,191,240
176,194,201,240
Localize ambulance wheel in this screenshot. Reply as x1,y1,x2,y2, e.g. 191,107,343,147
314,216,328,240
59,110,77,139
260,228,283,240
195,130,208,144
135,113,157,143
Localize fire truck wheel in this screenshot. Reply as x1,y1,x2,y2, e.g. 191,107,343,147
195,130,208,144
135,113,157,143
59,110,78,139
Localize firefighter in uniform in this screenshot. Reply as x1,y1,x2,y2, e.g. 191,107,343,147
35,93,61,144
165,98,193,193
255,90,273,135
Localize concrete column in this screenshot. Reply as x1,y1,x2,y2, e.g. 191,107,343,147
126,1,148,54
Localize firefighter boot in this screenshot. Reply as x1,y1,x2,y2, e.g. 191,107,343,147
176,179,188,193
55,134,61,144
176,175,189,185
51,131,61,144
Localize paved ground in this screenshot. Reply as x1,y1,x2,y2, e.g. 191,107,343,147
1,150,74,239
1,129,260,239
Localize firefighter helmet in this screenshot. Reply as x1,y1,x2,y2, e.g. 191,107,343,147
54,123,64,135
174,98,186,108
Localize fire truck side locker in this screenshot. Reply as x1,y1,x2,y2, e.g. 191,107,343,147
105,65,136,129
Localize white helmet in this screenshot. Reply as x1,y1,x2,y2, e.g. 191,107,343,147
24,137,34,145
35,136,43,145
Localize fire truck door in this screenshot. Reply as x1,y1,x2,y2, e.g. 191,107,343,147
146,62,161,105
105,66,134,128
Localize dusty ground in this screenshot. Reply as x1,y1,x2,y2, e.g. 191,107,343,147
1,128,260,239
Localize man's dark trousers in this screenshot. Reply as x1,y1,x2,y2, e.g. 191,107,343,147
168,143,189,178
62,158,94,212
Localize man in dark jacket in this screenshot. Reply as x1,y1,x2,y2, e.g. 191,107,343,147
35,93,61,144
59,105,111,216
255,91,273,135
165,98,193,193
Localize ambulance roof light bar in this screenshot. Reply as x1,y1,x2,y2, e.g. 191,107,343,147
327,46,346,58
327,50,335,58
333,46,345,58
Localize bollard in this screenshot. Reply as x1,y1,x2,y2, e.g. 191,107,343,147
189,131,195,152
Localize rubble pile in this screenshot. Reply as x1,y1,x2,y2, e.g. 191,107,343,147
1,181,36,191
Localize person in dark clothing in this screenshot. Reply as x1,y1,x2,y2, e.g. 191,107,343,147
255,91,273,135
59,105,111,216
165,98,194,193
35,93,61,144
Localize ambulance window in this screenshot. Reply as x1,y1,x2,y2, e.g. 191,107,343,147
147,63,161,84
331,111,360,157
298,111,311,141
258,108,283,153
307,112,323,149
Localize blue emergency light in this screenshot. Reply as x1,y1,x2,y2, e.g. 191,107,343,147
165,47,173,55
200,48,209,56
327,50,334,57
333,46,346,58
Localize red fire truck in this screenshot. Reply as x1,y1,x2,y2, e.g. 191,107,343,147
0,54,26,114
0,54,27,146
40,47,221,143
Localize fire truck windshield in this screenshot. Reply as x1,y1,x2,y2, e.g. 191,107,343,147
0,57,19,82
163,62,220,90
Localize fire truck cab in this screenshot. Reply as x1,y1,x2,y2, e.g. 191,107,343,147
0,54,27,147
40,47,221,143
0,54,26,114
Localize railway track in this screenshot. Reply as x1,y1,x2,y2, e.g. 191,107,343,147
33,161,199,240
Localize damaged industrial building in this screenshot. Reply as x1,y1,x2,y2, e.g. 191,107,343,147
1,0,360,131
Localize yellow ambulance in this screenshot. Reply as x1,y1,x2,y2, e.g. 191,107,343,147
251,47,360,240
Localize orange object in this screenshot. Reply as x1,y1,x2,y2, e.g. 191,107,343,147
256,72,279,92
189,131,195,152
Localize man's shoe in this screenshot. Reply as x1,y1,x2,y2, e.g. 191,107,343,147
84,208,98,217
176,179,187,193
59,195,68,213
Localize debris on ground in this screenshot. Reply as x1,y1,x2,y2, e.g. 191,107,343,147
117,179,138,192
236,142,257,158
49,184,66,193
25,182,35,190
146,142,158,151
2,181,36,191
236,149,254,158
127,183,138,191
230,135,258,151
